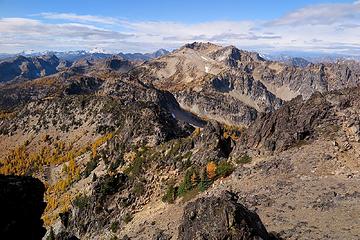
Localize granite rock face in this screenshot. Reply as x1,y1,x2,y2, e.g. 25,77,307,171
0,174,46,240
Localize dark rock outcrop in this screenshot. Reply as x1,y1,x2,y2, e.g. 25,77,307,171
178,191,276,240
243,92,331,152
64,76,103,95
56,174,130,238
232,86,360,155
0,174,46,240
191,121,233,164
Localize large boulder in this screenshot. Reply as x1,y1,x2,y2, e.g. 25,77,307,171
178,191,277,240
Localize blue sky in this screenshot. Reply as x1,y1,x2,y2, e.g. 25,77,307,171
0,0,360,54
1,0,352,22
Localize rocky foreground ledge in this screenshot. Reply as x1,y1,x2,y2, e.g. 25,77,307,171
0,173,278,240
178,191,279,240
0,174,46,240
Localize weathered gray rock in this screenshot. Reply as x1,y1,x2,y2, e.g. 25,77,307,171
178,191,276,240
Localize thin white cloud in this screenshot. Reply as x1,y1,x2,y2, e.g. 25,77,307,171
0,18,134,52
270,1,360,26
36,12,120,25
1,2,360,55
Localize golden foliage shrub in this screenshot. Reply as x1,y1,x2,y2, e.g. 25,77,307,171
206,161,217,180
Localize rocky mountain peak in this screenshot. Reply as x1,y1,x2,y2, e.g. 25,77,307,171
152,48,170,58
182,41,222,52
209,45,242,67
13,55,30,62
37,54,59,63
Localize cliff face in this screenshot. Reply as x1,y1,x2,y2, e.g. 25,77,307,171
0,175,46,240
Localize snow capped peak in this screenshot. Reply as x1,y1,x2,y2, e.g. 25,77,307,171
259,53,266,59
89,47,108,54
23,49,36,54
156,49,168,54
20,49,44,56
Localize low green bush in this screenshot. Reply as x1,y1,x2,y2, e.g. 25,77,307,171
162,183,176,204
83,156,98,177
177,168,196,196
132,182,145,196
73,194,90,210
123,213,133,224
236,154,252,164
110,221,119,233
216,161,234,177
198,171,212,192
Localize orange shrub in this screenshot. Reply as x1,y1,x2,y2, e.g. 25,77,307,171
206,161,217,180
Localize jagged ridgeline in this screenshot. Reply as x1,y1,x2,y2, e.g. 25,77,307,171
0,42,360,239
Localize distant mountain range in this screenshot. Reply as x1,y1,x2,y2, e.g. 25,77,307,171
0,55,68,83
2,48,359,66
0,48,170,83
263,52,360,65
0,48,170,62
